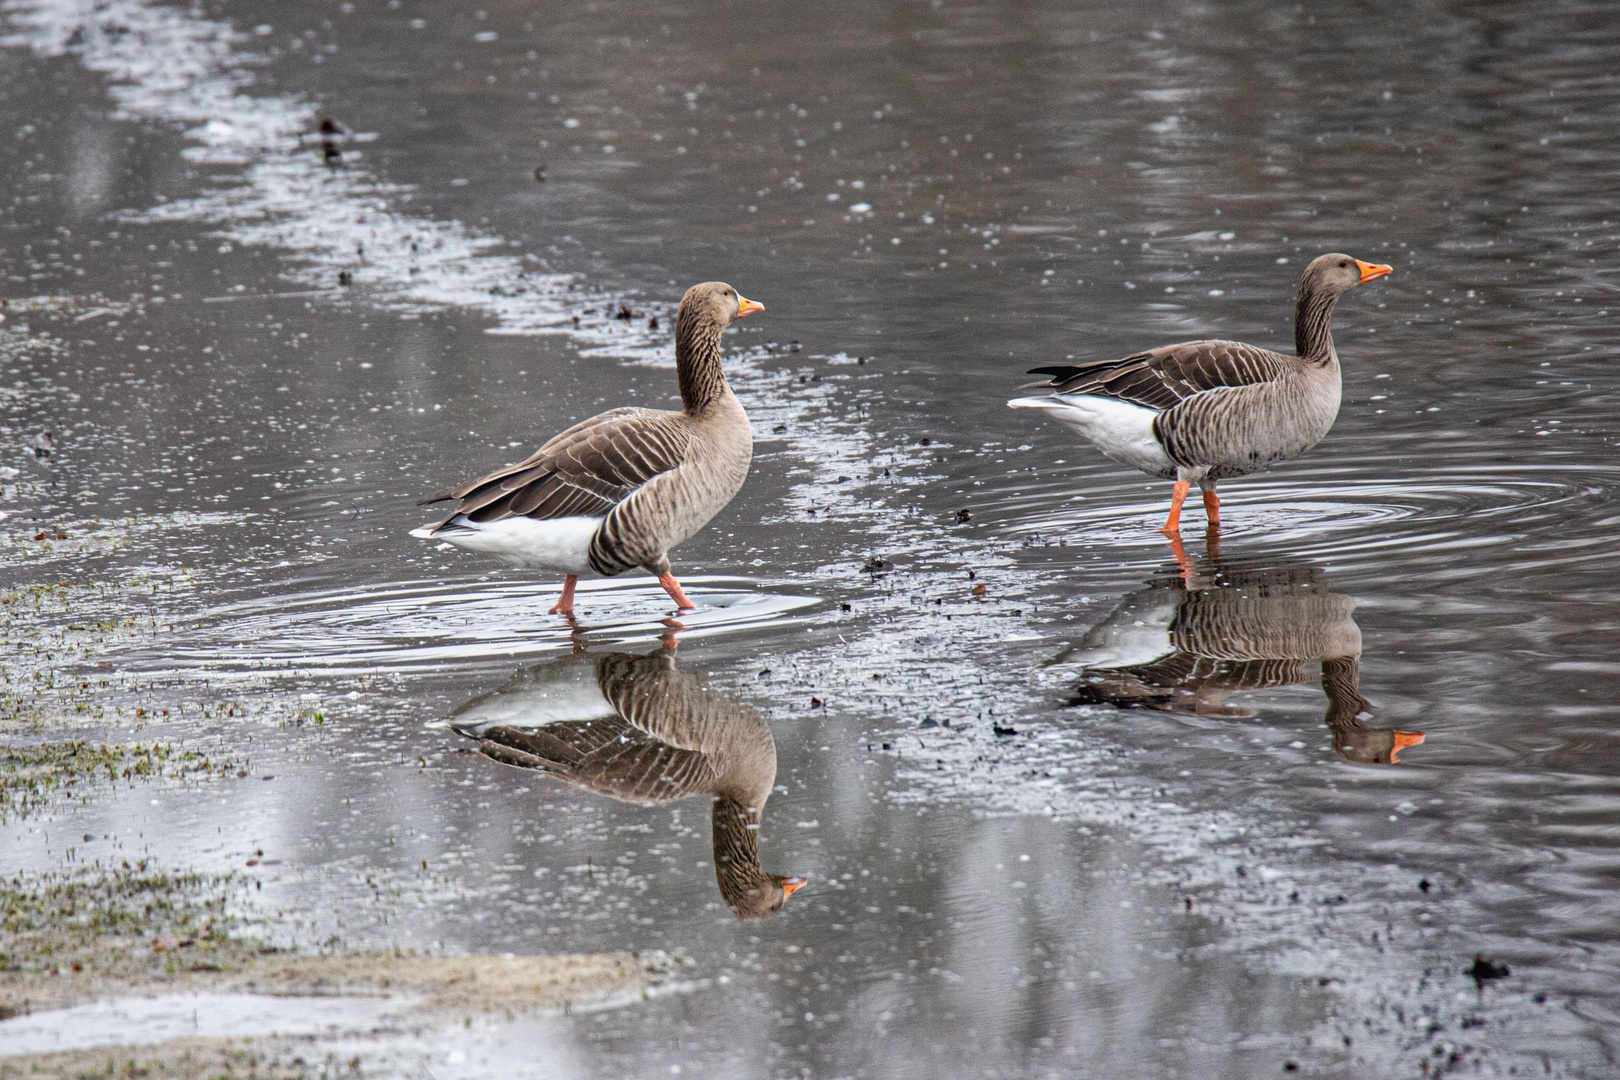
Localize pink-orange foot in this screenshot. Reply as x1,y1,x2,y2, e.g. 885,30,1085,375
1202,489,1220,527
548,574,578,616
1160,480,1191,536
658,572,697,612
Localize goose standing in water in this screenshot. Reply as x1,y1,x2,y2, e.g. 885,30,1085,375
1009,254,1391,534
412,281,763,615
1057,539,1424,764
451,647,807,920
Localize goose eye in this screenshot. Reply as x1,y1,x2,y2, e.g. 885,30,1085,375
1339,261,1348,267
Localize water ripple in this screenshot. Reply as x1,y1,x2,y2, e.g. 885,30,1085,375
119,577,822,677
987,460,1619,578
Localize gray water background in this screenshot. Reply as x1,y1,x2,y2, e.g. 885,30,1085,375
2,0,1619,1075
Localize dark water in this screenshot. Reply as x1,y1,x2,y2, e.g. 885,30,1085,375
3,0,1620,1075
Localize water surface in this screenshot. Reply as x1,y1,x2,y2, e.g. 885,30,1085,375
3,0,1620,1075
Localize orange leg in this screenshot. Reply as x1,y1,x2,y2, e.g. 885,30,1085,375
658,572,697,612
1166,532,1197,582
1160,480,1191,535
547,574,578,616
1202,488,1220,527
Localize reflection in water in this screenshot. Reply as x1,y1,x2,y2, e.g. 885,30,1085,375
1060,538,1424,765
451,648,806,919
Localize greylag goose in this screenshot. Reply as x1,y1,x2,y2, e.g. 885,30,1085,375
412,281,763,615
1009,254,1391,534
1058,538,1423,764
451,647,807,920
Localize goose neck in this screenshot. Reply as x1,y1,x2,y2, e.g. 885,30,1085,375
675,311,730,413
1321,655,1372,729
711,793,765,885
1294,282,1341,363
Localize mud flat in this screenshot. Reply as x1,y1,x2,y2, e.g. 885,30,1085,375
1,747,671,1075
1,950,664,1078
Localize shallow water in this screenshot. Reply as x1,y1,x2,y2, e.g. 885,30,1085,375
3,0,1620,1075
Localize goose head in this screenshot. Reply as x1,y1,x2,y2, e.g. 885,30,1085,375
1332,725,1426,765
1302,253,1393,296
721,869,808,921
680,280,764,329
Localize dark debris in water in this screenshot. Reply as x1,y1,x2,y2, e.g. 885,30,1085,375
1467,955,1511,987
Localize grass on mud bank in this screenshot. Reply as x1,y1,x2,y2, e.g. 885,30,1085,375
2,860,658,1008
1,859,255,1013
0,740,244,822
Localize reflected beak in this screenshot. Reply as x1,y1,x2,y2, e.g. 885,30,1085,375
1389,729,1426,764
737,295,765,317
1355,260,1393,284
781,876,808,899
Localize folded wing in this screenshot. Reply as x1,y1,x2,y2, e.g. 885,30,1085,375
1024,340,1295,411
418,408,692,527
460,714,722,805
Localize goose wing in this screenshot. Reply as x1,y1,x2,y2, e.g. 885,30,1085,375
418,407,691,524
1023,340,1295,411
463,714,722,804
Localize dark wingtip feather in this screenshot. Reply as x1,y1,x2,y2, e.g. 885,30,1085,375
1026,365,1083,378
416,490,457,506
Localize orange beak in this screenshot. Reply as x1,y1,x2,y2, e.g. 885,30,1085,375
1355,260,1393,284
737,295,765,317
1389,730,1426,764
781,876,807,899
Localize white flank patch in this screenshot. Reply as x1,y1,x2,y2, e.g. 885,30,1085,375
1008,394,1174,477
414,515,599,574
449,660,616,734
1056,596,1180,670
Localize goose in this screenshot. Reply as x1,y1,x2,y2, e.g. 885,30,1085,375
1058,539,1424,764
412,281,763,615
452,647,807,920
1008,254,1391,534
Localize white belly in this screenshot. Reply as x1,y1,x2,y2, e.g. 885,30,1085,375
410,514,599,574
1008,394,1175,478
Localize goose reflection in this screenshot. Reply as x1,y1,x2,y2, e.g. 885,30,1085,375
1060,538,1424,764
451,647,807,919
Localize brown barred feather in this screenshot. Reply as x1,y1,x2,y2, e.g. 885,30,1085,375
1023,340,1297,412
471,716,719,804
418,407,692,528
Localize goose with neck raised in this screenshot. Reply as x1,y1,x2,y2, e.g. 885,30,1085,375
1009,254,1390,534
412,281,762,614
